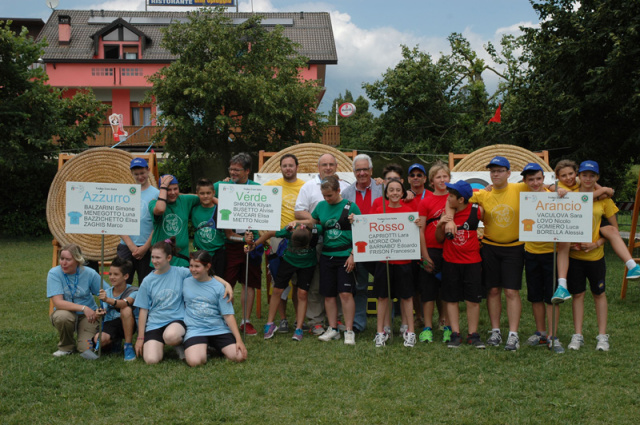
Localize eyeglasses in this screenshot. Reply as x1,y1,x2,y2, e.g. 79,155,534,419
228,168,245,172
355,168,371,173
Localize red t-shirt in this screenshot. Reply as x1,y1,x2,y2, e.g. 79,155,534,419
418,192,448,249
372,203,416,265
443,203,482,264
354,187,374,215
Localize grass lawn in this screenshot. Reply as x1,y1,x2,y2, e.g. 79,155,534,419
2,237,640,424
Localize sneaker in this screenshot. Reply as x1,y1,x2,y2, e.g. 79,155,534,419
447,332,462,348
467,333,486,349
292,328,304,342
568,333,584,350
374,332,388,347
442,326,453,343
124,343,136,361
627,265,640,280
504,333,520,351
487,330,502,346
551,286,571,304
52,350,73,357
404,332,417,347
318,327,340,341
311,324,325,335
337,321,347,332
278,319,290,333
526,332,548,347
344,330,356,346
595,334,610,351
294,321,310,332
383,326,392,336
240,322,258,336
263,322,277,339
174,345,186,360
419,327,434,343
548,337,565,354
399,324,408,336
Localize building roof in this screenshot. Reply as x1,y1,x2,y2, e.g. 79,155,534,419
36,9,337,64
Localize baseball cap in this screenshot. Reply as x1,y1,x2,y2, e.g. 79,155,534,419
578,160,599,174
445,181,473,201
486,156,510,170
160,174,179,185
408,163,426,175
130,158,149,169
520,162,543,176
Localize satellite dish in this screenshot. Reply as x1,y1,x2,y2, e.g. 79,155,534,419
46,0,59,10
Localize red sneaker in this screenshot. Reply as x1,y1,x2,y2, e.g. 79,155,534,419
241,322,257,336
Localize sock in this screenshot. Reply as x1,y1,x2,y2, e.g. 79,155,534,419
424,326,432,331
266,322,274,326
443,326,451,331
492,328,501,334
508,331,518,338
626,260,637,270
558,278,567,289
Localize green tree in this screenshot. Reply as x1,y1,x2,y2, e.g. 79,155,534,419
327,90,377,151
147,8,325,183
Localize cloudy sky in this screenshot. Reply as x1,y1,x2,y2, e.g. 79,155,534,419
3,0,541,114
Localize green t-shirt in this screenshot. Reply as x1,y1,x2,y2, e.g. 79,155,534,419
214,179,260,242
192,204,226,254
275,227,321,269
311,199,360,257
149,194,199,267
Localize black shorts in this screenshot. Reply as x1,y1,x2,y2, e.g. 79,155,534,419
319,255,355,297
183,333,236,351
373,262,414,299
440,261,483,303
567,257,606,295
102,317,136,341
524,251,555,304
420,248,444,302
274,259,315,292
144,320,186,344
210,249,227,278
481,243,524,290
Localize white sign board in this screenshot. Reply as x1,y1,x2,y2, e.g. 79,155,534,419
519,192,593,243
351,213,421,262
65,182,141,235
216,184,283,231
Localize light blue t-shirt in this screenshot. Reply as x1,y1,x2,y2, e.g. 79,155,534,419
183,276,234,340
122,185,160,247
134,267,191,331
47,266,102,313
103,284,139,323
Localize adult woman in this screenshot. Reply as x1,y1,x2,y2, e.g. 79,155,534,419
47,244,102,356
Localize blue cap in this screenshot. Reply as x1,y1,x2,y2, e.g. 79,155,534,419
130,158,149,169
487,156,510,170
578,160,599,174
408,163,426,175
445,181,473,201
520,162,543,176
160,174,179,185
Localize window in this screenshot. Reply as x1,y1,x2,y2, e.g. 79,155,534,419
123,45,138,60
104,45,120,59
132,107,152,126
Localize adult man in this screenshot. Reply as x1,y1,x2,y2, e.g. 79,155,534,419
263,154,306,332
342,154,383,332
216,153,261,336
118,158,159,285
407,163,431,209
295,153,349,335
150,174,199,267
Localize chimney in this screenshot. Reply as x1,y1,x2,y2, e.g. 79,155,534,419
58,15,71,45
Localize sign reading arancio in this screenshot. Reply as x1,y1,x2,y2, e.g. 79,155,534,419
352,213,421,262
66,182,141,235
519,192,592,243
216,185,282,231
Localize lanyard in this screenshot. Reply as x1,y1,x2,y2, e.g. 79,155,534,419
63,269,79,302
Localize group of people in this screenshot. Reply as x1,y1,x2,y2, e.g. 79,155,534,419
47,149,639,364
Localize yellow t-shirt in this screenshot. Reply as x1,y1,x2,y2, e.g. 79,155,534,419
558,180,580,191
470,182,528,247
570,198,618,262
264,177,305,228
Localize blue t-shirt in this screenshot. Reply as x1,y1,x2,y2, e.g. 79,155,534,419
134,267,191,331
183,276,234,340
103,284,139,323
47,266,102,313
123,185,160,247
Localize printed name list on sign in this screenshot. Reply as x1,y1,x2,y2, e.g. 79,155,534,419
519,192,592,243
352,213,421,262
65,182,141,235
216,184,282,231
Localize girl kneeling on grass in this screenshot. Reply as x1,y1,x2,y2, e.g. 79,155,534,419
183,251,246,366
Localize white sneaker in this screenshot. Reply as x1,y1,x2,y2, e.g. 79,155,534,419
318,327,340,341
568,333,584,350
403,332,416,347
374,332,388,347
383,326,392,336
344,330,356,346
399,324,408,336
52,350,73,357
595,334,610,351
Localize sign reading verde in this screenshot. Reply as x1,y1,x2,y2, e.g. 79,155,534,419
216,184,282,231
519,192,592,243
351,213,421,262
65,182,141,235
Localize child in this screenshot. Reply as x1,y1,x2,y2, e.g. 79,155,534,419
372,179,417,347
94,257,139,361
183,251,247,366
255,224,320,341
192,178,226,276
435,181,484,349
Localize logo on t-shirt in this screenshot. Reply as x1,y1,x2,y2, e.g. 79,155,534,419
154,288,178,309
325,218,342,240
163,214,183,236
197,221,216,243
492,204,515,228
190,296,215,318
283,193,297,211
452,230,470,247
